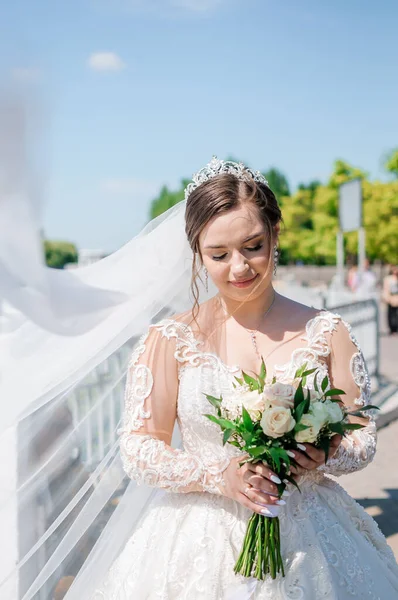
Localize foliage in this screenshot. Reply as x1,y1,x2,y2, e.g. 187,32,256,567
384,148,398,178
149,182,188,220
44,240,78,269
148,156,398,265
262,168,290,203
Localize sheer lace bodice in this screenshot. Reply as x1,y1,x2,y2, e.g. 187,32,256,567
91,309,398,600
119,310,377,493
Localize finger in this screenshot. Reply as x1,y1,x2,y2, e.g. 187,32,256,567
246,462,282,484
243,487,283,506
330,434,342,449
296,443,326,465
237,492,282,517
287,450,318,471
288,463,306,475
242,474,279,496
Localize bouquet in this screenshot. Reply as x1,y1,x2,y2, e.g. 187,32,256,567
204,360,377,581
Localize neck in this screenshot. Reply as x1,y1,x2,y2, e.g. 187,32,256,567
217,286,277,329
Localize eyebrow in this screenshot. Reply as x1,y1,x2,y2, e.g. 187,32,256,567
204,231,264,250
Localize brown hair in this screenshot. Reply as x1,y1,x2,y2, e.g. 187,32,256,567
184,173,282,320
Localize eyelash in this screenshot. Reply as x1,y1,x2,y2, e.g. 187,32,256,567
212,243,263,261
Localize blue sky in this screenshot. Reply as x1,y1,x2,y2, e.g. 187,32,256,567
1,0,397,251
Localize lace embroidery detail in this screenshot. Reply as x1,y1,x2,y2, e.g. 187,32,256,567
120,434,228,494
340,315,372,406
121,331,153,432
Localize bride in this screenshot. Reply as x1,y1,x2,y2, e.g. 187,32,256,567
89,158,398,599
1,155,397,600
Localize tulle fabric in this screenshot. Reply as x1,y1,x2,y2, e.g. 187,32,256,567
0,96,213,598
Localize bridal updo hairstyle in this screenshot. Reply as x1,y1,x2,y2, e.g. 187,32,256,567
185,173,282,317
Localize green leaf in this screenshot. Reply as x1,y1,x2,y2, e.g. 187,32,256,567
223,429,234,445
301,368,318,377
204,414,236,430
294,381,304,410
259,358,267,382
247,445,268,458
313,372,319,393
228,440,242,448
242,372,259,391
294,362,308,379
321,376,329,393
283,473,300,492
324,388,346,397
343,422,365,431
241,430,253,443
294,423,310,432
242,406,254,432
205,394,222,409
328,422,345,435
318,437,330,464
234,376,244,386
268,447,282,471
352,404,379,412
294,398,307,424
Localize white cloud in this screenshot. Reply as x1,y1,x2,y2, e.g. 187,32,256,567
87,52,126,72
101,178,159,196
11,67,42,83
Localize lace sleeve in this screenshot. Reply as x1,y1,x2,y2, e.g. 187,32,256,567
118,322,228,494
318,316,377,477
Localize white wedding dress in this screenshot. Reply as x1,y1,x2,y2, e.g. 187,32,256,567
91,309,398,600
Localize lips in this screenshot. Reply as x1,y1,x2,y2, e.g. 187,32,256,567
229,274,258,288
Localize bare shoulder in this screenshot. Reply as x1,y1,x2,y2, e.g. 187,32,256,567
276,294,321,330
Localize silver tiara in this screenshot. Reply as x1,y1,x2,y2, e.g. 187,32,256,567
184,156,269,201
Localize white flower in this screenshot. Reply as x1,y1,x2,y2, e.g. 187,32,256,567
294,401,331,443
239,389,266,419
260,407,296,439
263,382,296,409
294,412,323,443
310,402,330,427
324,400,344,423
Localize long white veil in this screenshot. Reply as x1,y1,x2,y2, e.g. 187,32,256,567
0,96,214,599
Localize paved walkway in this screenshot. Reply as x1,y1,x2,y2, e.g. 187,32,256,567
339,418,398,558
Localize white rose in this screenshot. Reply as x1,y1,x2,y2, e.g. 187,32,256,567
239,390,266,419
325,400,344,423
263,382,296,409
260,407,296,438
310,402,330,427
294,413,323,443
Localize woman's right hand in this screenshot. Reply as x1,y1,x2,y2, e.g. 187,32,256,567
221,456,288,517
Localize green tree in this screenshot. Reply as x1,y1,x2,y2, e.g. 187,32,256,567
262,168,290,203
149,181,188,219
44,240,78,269
384,148,398,178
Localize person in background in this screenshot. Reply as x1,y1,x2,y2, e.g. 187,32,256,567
383,265,398,335
356,258,377,296
347,263,358,292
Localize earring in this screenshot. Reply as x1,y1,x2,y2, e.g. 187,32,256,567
204,267,208,292
273,245,279,276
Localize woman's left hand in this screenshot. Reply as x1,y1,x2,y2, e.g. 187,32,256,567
289,434,342,476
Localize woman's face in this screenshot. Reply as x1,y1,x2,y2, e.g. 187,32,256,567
199,203,279,302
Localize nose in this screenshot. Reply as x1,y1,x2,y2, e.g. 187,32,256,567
230,253,249,276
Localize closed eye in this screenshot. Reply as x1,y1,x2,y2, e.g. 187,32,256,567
212,243,263,261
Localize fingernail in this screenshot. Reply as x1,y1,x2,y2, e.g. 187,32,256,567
282,489,290,497
286,450,295,458
261,505,280,517
283,479,290,484
275,499,286,505
270,475,282,484
297,444,306,451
